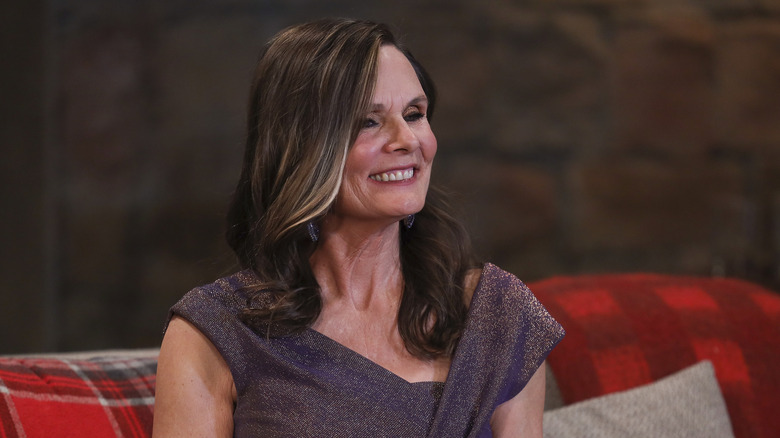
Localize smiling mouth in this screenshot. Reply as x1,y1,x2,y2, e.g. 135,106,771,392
369,168,414,182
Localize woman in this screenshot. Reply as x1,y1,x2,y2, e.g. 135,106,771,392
153,18,564,437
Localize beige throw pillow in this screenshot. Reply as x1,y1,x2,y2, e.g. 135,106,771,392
543,361,734,438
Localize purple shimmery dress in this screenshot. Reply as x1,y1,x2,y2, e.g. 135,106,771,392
168,263,564,437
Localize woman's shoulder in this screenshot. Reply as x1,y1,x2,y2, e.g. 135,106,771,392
177,269,264,308
462,262,525,306
470,262,565,337
167,269,269,333
474,262,530,291
203,268,260,296
165,270,274,385
468,262,548,312
465,261,516,288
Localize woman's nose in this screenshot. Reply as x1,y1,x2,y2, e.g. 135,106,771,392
385,119,419,152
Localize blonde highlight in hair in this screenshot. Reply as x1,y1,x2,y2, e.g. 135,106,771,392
246,21,382,247
226,18,390,332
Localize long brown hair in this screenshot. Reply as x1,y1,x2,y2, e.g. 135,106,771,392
226,18,477,359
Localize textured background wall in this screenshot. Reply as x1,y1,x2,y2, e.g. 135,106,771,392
2,0,780,353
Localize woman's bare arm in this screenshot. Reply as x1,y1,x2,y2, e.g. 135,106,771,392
152,316,236,438
490,362,547,438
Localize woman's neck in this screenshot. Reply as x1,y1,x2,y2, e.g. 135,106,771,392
309,219,404,312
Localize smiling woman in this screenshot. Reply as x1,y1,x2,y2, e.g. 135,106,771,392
152,18,564,438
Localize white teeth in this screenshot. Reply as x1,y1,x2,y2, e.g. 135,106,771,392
370,168,414,182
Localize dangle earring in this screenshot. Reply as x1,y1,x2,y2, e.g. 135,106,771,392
403,214,415,230
307,221,319,243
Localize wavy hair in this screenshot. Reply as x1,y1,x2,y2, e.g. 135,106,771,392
226,18,478,359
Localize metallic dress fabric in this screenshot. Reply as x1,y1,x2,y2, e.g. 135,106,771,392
168,263,564,437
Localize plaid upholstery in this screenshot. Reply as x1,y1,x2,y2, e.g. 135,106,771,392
531,274,780,438
0,354,156,437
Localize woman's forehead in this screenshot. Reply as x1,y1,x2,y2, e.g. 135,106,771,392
371,46,426,106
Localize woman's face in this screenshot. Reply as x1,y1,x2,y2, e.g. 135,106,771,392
333,45,437,226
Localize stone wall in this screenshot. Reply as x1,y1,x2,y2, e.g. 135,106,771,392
3,0,779,352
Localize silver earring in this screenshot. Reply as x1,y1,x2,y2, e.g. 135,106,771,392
307,221,319,242
403,214,415,229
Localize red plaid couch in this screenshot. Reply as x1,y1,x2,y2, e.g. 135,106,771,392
530,273,780,438
0,350,156,438
0,274,776,437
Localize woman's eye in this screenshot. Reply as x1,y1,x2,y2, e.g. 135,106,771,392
404,112,425,122
362,118,379,129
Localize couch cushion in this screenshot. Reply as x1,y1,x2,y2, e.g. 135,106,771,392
530,274,780,438
0,353,157,437
543,360,734,438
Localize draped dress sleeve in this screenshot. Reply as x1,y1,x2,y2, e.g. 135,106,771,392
427,263,565,437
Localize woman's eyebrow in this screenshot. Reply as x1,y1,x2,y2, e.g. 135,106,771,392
369,94,428,111
408,95,428,106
